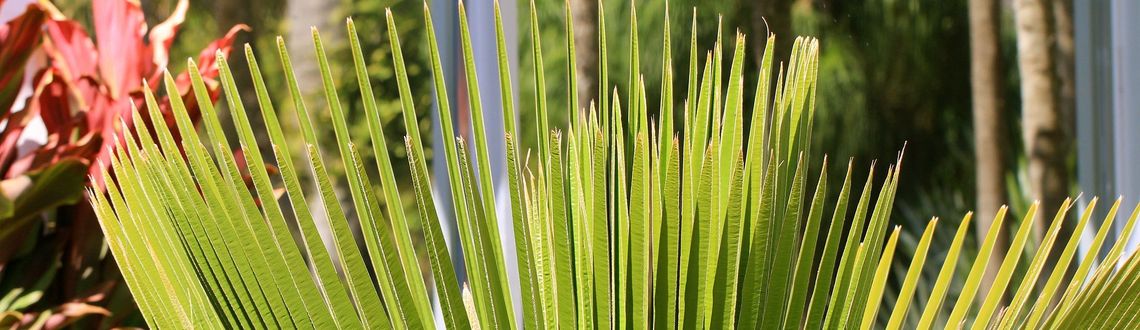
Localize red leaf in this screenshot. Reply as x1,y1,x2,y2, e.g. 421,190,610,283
32,70,75,137
0,108,31,175
0,4,45,113
43,19,98,85
92,0,148,100
145,0,187,73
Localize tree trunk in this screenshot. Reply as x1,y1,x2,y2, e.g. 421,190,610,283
968,0,1010,305
1014,0,1070,246
286,0,341,100
1052,0,1074,130
1047,0,1075,306
570,0,597,111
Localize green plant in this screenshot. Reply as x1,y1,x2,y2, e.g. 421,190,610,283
89,1,1140,329
0,0,241,327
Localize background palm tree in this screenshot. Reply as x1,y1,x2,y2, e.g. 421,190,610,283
968,0,1010,307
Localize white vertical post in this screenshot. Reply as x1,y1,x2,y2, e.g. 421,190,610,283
428,1,461,327
430,0,519,326
1077,0,1140,262
465,0,523,324
1108,0,1140,254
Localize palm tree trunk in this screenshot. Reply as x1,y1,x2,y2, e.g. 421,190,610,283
1047,0,1075,306
968,0,1010,306
286,0,341,93
1052,0,1075,129
570,0,597,110
1014,0,1070,246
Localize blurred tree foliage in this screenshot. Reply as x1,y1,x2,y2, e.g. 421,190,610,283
329,0,435,226
328,1,429,191
801,0,976,210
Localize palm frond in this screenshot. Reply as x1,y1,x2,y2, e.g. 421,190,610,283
90,3,1140,329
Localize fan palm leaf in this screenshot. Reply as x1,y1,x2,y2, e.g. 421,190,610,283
90,2,1140,329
